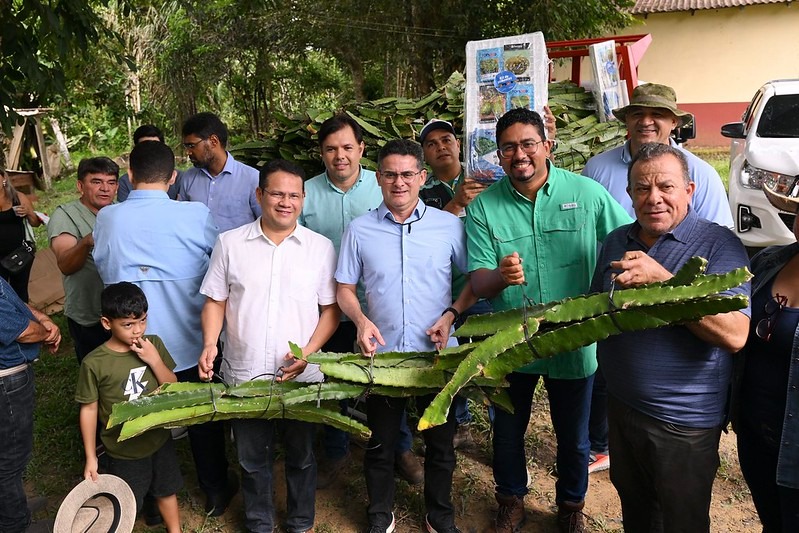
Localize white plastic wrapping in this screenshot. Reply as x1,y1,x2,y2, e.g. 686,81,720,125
464,32,549,182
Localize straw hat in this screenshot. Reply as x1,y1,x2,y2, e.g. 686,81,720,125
54,475,136,533
612,83,694,127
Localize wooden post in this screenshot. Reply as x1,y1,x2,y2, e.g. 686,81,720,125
49,118,73,173
33,117,52,190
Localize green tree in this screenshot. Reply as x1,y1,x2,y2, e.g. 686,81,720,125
0,0,116,134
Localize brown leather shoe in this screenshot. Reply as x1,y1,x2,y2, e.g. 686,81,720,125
557,500,587,533
394,450,424,485
489,493,525,533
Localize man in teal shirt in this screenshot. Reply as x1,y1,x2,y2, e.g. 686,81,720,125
467,108,630,533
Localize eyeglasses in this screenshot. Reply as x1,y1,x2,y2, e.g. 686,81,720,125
756,293,787,341
182,138,207,150
498,140,545,159
380,170,423,183
262,189,303,202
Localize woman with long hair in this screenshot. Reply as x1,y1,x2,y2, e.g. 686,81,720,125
0,168,42,301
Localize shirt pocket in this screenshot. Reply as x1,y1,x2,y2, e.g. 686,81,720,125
539,208,588,268
490,224,535,262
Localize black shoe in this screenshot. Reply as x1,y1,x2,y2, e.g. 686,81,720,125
205,471,240,517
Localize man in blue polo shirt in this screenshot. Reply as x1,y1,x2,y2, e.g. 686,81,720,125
93,141,237,518
591,142,750,532
178,112,260,232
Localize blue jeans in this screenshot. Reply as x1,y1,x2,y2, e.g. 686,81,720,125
233,418,316,533
588,364,609,453
0,365,34,533
493,372,592,504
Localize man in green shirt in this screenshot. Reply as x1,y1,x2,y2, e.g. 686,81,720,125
48,157,119,362
466,108,630,533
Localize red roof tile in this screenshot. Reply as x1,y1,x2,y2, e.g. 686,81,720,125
632,0,789,14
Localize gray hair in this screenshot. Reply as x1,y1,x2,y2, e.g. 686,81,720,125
627,142,691,186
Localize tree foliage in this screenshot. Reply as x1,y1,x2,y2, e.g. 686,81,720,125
0,0,119,134
2,0,635,147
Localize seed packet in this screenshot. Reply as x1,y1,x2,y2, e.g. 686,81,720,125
477,48,502,83
507,84,535,112
468,127,504,182
503,43,532,78
479,85,506,123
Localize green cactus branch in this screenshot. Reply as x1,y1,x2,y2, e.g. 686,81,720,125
110,257,750,439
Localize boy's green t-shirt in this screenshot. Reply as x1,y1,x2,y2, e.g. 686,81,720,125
75,334,176,460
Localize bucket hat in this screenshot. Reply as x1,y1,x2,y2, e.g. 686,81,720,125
54,475,136,533
613,83,694,126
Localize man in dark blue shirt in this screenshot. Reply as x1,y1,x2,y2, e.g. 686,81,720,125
591,143,750,532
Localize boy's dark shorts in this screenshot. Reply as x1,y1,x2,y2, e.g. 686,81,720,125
106,437,183,512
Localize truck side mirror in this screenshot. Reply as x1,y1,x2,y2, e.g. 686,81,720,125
721,122,746,139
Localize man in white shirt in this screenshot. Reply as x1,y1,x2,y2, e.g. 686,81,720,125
199,159,340,533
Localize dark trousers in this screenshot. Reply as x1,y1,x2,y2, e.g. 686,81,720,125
233,418,316,533
322,322,413,460
365,394,456,530
608,394,721,533
175,363,230,499
737,393,799,533
0,365,34,533
588,364,609,453
493,371,592,504
67,318,110,364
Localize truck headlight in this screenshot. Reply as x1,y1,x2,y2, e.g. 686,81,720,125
741,162,795,190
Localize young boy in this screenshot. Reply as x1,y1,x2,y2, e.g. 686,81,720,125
76,282,182,532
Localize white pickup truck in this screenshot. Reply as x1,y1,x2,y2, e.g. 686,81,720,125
722,79,799,250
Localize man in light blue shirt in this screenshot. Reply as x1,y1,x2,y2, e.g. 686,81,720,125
582,84,733,228
93,141,237,518
336,139,476,533
178,112,260,232
301,114,423,488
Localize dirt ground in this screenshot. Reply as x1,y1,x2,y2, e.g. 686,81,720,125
161,402,761,533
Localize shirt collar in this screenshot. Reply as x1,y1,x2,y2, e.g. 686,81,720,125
246,219,305,245
626,206,698,248
324,166,366,193
201,151,235,179
128,189,169,199
377,198,426,224
621,139,680,164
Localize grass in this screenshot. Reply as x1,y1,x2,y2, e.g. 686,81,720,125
693,147,731,191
